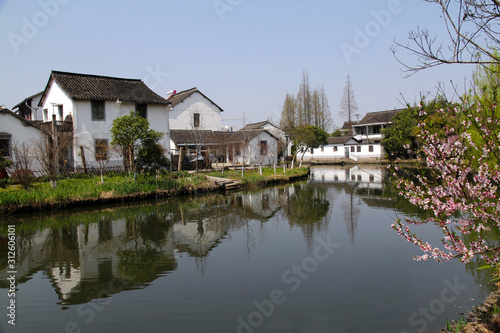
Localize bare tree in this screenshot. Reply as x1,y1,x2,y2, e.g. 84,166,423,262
11,141,33,172
339,75,358,128
296,70,313,125
318,86,334,132
32,134,72,187
279,92,296,131
83,139,113,182
392,0,500,76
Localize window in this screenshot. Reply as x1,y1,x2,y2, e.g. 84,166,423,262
91,101,105,121
351,175,356,181
350,146,355,152
43,109,48,121
0,134,11,158
357,146,361,152
357,175,362,181
260,141,268,155
310,147,314,154
95,139,109,161
333,146,338,152
58,105,63,120
193,113,200,128
369,145,374,152
136,103,147,119
369,175,375,182
320,146,324,153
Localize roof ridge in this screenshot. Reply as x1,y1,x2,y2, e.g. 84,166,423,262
51,70,142,82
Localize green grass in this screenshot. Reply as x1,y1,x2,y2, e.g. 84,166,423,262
0,168,309,215
207,167,309,183
0,172,213,214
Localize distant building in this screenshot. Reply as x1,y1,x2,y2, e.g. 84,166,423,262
168,87,223,131
302,108,403,163
12,91,44,121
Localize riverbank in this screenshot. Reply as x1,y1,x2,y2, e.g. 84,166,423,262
0,167,310,216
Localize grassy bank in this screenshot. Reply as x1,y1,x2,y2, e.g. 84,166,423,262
0,167,309,215
207,167,310,188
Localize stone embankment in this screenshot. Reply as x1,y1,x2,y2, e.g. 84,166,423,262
441,291,500,333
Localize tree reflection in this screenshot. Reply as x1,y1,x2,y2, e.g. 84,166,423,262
342,185,360,245
283,184,331,248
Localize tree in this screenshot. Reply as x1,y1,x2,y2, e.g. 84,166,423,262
135,138,171,175
339,75,358,128
290,125,328,168
296,70,313,126
83,140,113,182
280,92,296,132
381,98,454,159
392,0,500,76
392,101,500,264
32,133,72,187
318,86,334,132
280,72,334,139
110,111,164,174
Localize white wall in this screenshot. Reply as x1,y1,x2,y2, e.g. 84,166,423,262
73,101,171,168
303,142,384,160
39,82,74,122
345,143,383,159
234,131,278,165
0,112,45,174
169,92,221,131
302,144,346,160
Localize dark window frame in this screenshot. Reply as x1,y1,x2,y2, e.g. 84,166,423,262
260,140,268,155
193,113,200,128
136,103,147,119
0,134,12,158
91,100,105,121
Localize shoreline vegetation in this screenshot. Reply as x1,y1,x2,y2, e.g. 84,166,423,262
0,167,310,216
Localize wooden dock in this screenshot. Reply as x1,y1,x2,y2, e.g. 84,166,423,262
206,175,242,190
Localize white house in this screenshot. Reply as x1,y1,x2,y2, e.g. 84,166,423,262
0,106,46,174
302,109,403,163
168,87,223,131
38,70,172,168
231,129,279,166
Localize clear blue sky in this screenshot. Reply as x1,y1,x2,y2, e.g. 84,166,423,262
0,0,476,130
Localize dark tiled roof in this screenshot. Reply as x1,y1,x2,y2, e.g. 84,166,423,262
170,129,277,145
242,121,271,130
340,121,359,130
168,87,223,112
327,136,351,145
13,91,43,110
355,109,404,125
39,71,170,106
170,129,217,145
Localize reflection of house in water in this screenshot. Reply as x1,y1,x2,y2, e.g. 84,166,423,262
310,166,385,192
0,217,177,305
309,166,389,245
173,187,285,256
0,188,288,305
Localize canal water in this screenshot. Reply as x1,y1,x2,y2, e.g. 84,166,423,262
0,166,493,333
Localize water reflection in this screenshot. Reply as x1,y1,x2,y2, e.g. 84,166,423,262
0,185,331,306
0,166,496,333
